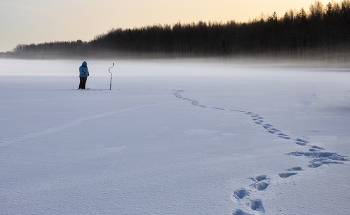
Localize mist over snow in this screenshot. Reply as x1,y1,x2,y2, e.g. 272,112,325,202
0,59,350,214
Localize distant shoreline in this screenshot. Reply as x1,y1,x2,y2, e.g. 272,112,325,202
2,0,350,64
1,53,349,69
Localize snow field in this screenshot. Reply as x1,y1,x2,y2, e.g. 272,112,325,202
0,59,350,214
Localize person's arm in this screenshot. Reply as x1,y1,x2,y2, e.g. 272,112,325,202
79,66,82,77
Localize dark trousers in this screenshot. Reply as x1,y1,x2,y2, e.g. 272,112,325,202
79,77,87,89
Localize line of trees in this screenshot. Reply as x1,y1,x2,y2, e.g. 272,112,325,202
4,0,350,60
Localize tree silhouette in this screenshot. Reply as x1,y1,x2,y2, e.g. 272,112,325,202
4,0,350,61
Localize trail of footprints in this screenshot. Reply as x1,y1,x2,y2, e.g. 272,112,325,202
244,112,348,169
232,169,301,215
173,90,349,214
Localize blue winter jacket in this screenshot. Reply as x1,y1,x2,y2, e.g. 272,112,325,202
79,61,89,78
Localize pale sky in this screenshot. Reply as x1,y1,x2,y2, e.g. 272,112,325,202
0,0,330,52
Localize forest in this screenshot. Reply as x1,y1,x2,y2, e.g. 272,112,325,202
2,0,350,60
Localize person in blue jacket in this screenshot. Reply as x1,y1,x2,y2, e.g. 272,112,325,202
79,61,89,89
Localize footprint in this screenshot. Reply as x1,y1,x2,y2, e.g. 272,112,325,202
295,138,309,146
286,167,302,171
278,133,291,140
173,91,182,98
268,128,280,134
251,175,267,182
233,188,248,199
254,119,264,125
286,151,348,168
287,151,348,160
251,182,269,191
308,162,323,168
252,116,264,125
262,124,280,134
309,160,343,168
262,124,273,129
191,100,199,106
311,145,325,150
247,199,264,211
211,107,225,110
279,173,298,178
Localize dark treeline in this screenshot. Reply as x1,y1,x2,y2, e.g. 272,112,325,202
8,40,89,58
4,0,350,60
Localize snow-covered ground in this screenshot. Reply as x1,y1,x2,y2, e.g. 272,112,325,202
0,59,349,215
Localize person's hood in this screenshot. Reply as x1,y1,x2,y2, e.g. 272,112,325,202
82,61,87,66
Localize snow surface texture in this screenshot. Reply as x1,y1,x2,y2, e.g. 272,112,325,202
0,59,350,214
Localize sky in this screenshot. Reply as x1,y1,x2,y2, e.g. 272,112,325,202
0,0,331,52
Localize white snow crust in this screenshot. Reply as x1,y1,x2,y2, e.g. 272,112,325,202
0,59,349,215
